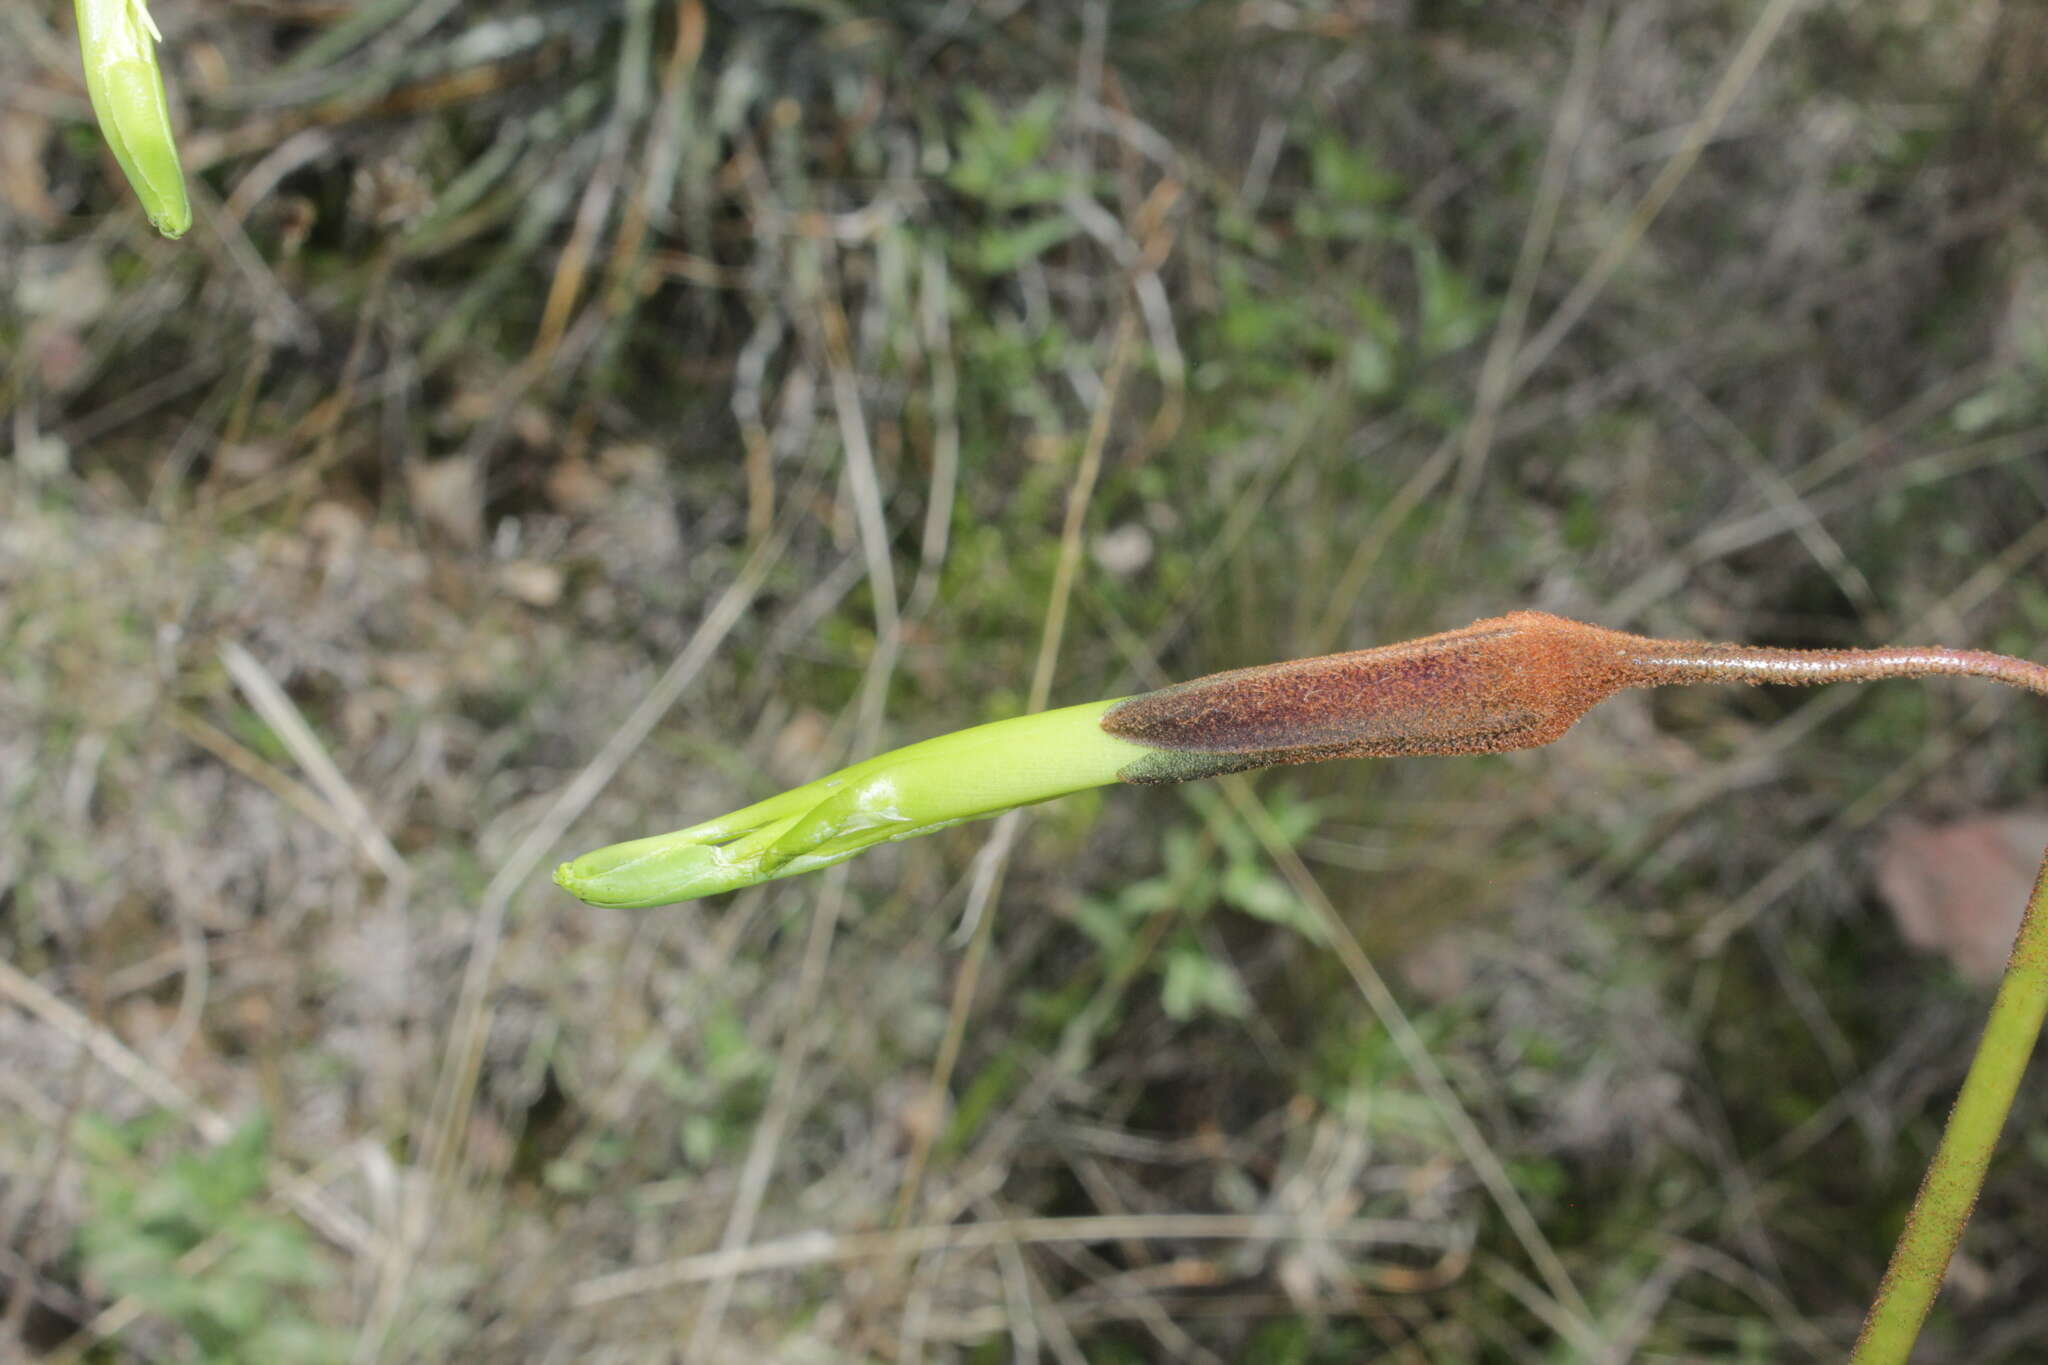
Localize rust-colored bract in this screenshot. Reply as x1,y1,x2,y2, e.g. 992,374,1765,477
1103,610,2048,784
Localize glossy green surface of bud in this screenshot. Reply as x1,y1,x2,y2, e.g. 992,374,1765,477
555,699,1151,908
76,0,191,238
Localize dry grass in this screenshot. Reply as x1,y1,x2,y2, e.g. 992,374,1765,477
4,0,2048,1359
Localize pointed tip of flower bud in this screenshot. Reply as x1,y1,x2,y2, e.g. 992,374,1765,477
148,197,192,239
77,0,191,241
553,832,758,908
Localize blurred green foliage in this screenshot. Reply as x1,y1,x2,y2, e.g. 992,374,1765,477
76,1115,343,1364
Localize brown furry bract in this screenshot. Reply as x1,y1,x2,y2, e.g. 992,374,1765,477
1103,611,2048,785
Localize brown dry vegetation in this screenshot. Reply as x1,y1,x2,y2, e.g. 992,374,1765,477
4,0,2048,1360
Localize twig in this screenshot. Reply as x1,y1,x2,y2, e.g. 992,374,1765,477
572,1211,1460,1307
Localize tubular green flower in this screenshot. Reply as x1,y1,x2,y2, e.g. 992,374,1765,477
555,700,1154,908
556,611,2048,909
75,0,191,239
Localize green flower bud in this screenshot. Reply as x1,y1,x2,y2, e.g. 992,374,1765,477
555,700,1152,908
76,0,191,239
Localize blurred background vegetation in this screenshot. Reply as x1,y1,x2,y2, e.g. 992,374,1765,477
4,0,2048,1359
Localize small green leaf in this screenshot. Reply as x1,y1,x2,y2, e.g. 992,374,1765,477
1160,937,1248,1021
1347,333,1395,398
1415,244,1488,357
975,215,1081,273
1220,861,1322,940
1071,895,1132,951
1311,137,1401,207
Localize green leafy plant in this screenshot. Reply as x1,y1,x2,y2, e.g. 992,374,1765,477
76,1113,344,1363
559,607,2048,1358
946,89,1072,209
1071,787,1323,1024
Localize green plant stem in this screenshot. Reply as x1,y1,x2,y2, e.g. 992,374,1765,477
1850,850,2048,1364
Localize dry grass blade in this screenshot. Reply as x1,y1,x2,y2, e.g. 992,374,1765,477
1444,5,1600,535
819,286,903,733
905,245,962,619
163,705,359,848
682,869,851,1361
218,640,410,890
573,1211,1464,1307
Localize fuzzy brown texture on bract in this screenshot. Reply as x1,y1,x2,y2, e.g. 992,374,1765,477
1104,613,1642,781
1105,612,2048,783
